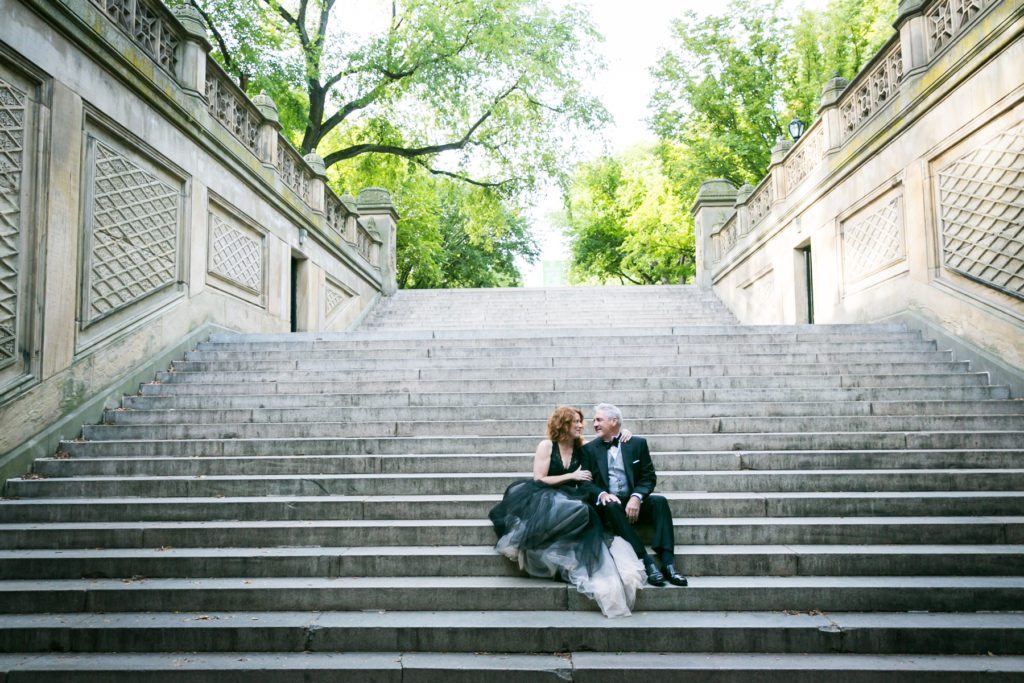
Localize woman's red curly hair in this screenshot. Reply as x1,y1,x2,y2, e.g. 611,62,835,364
547,405,584,447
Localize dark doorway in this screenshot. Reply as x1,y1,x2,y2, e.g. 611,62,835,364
800,245,814,324
290,256,299,332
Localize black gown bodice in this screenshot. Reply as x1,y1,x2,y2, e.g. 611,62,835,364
548,442,584,479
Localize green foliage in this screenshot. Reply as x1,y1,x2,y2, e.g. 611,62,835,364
330,152,537,289
650,0,897,185
562,145,694,285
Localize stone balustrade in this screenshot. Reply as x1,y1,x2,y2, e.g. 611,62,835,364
692,0,1023,393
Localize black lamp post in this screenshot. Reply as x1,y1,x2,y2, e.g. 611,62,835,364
788,117,806,141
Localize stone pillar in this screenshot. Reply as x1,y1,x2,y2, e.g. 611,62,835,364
303,153,327,215
896,0,931,77
356,188,399,295
252,93,280,170
735,183,753,236
171,6,210,101
818,75,849,151
769,136,792,202
690,179,737,288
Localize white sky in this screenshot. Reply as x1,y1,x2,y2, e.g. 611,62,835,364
521,0,708,286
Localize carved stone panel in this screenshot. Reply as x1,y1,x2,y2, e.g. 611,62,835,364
0,75,27,372
841,194,906,288
937,120,1024,300
84,139,181,325
207,204,265,305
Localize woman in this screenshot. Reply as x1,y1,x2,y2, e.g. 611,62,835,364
488,406,646,617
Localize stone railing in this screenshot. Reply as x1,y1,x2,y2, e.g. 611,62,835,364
204,58,262,157
691,0,1022,390
276,138,312,203
87,0,182,75
838,39,904,142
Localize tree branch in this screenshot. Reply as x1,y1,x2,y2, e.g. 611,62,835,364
409,158,516,189
322,77,523,167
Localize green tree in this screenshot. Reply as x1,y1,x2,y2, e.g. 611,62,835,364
563,145,694,285
172,0,606,190
331,150,537,289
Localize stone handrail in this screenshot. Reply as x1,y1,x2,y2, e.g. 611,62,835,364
275,138,312,203
838,38,904,142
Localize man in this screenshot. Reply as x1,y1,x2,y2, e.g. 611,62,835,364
581,403,687,587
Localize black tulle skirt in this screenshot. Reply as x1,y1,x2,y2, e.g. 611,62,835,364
488,479,646,617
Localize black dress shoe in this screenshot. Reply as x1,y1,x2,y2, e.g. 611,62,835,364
644,559,666,587
664,564,688,587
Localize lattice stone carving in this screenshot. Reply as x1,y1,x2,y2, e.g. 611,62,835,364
784,126,825,190
937,121,1024,299
90,0,181,74
747,181,772,229
842,196,905,284
276,141,309,200
209,212,263,293
87,141,179,322
325,280,352,317
0,76,26,367
928,0,995,54
204,63,261,157
839,43,903,141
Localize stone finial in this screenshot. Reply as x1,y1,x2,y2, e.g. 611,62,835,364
896,0,929,24
820,75,849,109
303,153,327,178
771,136,792,164
364,217,381,239
172,5,210,44
252,93,280,125
735,183,754,205
357,187,393,210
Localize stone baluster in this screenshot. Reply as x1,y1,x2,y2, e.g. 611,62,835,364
171,5,210,101
357,188,399,295
690,179,738,288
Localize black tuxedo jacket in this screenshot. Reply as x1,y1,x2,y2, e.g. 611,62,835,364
581,435,658,505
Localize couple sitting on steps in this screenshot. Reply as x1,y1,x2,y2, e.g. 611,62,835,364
488,403,687,618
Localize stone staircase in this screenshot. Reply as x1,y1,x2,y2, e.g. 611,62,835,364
2,284,1024,680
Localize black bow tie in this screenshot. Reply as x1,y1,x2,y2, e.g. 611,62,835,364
605,437,620,448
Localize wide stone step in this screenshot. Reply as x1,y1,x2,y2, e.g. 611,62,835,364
28,450,1024,478
1,576,1021,614
56,431,1024,457
1,516,1021,548
138,372,991,396
184,340,938,362
197,329,923,352
103,401,1024,427
78,414,1024,440
123,385,1013,410
153,358,958,378
204,323,909,344
2,544,1020,579
2,610,1022,655
2,651,1021,682
13,468,1024,497
5,491,1023,523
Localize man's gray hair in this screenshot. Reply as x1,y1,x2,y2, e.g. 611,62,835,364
594,403,622,426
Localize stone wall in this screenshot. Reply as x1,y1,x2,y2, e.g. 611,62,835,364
0,0,398,478
693,0,1024,392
